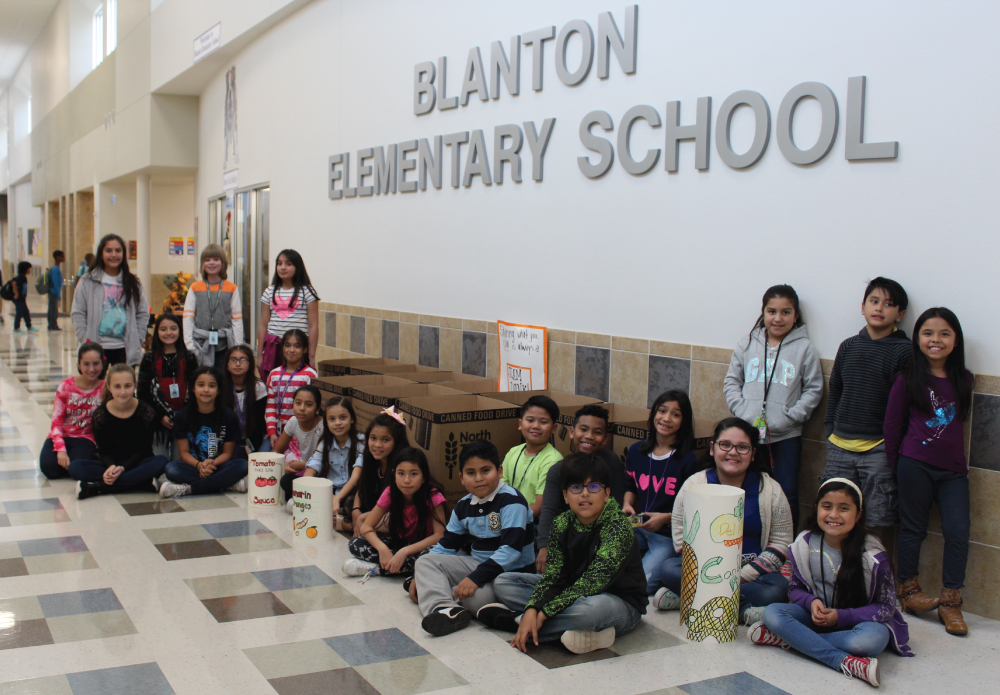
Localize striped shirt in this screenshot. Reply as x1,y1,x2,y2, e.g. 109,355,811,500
260,285,318,337
264,364,317,436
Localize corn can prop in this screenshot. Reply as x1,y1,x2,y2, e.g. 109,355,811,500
248,452,284,508
292,477,333,543
680,484,746,643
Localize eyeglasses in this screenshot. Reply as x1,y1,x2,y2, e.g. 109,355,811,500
566,482,606,494
715,440,754,455
228,357,249,365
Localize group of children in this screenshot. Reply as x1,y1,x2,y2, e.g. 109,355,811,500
34,254,975,686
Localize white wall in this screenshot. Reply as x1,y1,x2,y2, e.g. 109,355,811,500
98,180,136,246
10,182,43,261
194,0,1000,372
150,181,194,274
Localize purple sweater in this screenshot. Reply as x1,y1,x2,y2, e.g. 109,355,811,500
884,373,971,473
788,531,912,657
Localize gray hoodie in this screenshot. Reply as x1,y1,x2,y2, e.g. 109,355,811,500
71,269,150,365
723,325,823,442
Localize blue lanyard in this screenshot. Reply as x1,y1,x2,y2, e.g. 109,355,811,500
275,363,304,423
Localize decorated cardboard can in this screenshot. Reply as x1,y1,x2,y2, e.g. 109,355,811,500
680,483,746,644
292,477,334,543
248,452,284,507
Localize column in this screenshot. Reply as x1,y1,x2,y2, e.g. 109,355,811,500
136,174,150,300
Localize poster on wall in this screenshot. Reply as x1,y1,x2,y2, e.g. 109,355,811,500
186,237,195,255
128,241,137,260
168,237,185,259
497,320,548,392
26,228,41,258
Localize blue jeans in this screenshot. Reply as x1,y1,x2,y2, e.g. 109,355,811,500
763,603,890,671
635,528,677,594
759,436,802,531
164,458,248,495
494,572,642,642
13,299,30,329
661,558,789,613
39,437,97,479
68,456,168,492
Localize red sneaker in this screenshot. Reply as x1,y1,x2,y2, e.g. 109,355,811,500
840,655,880,687
747,622,789,650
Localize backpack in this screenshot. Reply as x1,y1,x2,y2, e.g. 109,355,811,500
35,270,50,295
0,280,14,301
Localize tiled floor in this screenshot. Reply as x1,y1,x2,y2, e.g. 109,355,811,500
1,300,999,694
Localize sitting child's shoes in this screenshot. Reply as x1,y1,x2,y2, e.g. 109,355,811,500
159,481,190,499
476,604,520,632
286,499,295,514
77,481,101,500
840,655,880,687
342,558,378,577
741,605,765,626
421,607,471,636
561,627,616,654
228,478,248,493
653,587,680,610
747,621,789,649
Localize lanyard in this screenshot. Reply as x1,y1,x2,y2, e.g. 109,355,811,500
819,536,839,608
511,449,538,490
643,450,672,515
762,338,785,407
275,364,304,424
207,284,224,331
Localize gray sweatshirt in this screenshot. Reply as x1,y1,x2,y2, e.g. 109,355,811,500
723,325,823,442
71,269,150,365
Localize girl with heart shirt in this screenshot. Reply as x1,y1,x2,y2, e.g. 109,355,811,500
256,249,319,375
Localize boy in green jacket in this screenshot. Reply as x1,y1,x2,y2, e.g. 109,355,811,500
478,452,647,654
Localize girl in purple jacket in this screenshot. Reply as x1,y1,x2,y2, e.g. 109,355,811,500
748,479,911,688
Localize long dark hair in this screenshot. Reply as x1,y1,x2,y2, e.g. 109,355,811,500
748,284,804,343
317,397,361,480
93,234,143,309
901,308,973,420
357,413,410,513
386,447,445,543
190,366,223,412
699,417,769,478
808,480,869,609
270,249,319,312
280,329,309,369
151,313,190,361
222,345,261,440
639,389,694,456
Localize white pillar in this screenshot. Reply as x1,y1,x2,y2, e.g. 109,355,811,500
136,174,150,300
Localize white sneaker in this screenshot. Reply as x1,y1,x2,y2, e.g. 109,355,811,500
159,481,190,499
228,478,248,493
653,587,680,610
286,499,295,514
560,627,616,654
742,605,766,626
342,558,379,577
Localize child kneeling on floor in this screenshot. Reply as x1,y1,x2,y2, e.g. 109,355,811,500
413,439,535,637
478,452,647,655
343,447,447,577
749,478,912,688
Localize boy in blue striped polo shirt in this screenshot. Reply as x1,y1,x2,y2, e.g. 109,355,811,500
414,439,535,636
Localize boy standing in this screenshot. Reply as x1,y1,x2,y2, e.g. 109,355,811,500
824,278,911,543
501,395,563,518
48,250,65,331
12,261,37,333
480,453,647,655
414,439,535,636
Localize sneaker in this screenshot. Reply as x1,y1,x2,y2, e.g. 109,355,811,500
286,499,295,514
342,558,379,577
653,587,680,610
403,576,414,593
560,627,616,654
13,329,24,333
77,481,102,500
477,603,520,632
421,606,471,636
747,621,789,649
228,478,248,493
742,605,766,626
159,481,191,499
840,655,880,687
27,327,39,332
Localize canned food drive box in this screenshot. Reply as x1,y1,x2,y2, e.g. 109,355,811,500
313,374,415,397
441,376,500,394
396,395,522,502
317,357,405,377
358,363,445,376
388,370,458,384
485,390,602,457
352,383,468,431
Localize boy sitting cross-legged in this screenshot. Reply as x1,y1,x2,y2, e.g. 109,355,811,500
414,439,536,637
478,452,647,655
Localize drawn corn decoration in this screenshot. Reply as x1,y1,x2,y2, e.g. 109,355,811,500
680,510,701,625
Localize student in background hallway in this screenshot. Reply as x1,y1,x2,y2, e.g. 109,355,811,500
11,261,36,333
48,250,65,331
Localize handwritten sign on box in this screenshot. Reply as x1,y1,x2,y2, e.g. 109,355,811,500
497,321,547,392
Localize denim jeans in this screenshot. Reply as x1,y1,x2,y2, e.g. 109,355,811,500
13,299,30,329
494,572,642,642
47,292,60,329
164,458,248,495
39,437,97,479
763,603,890,671
758,436,802,531
635,528,678,594
661,557,788,613
896,456,970,589
68,456,168,492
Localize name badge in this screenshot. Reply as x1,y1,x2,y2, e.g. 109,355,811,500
208,331,219,345
169,383,180,399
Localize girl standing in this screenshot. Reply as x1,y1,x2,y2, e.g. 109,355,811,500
39,342,106,479
273,385,324,506
138,313,198,458
11,261,35,332
160,367,249,498
70,364,168,499
663,418,794,625
352,409,410,536
304,397,365,522
885,308,974,636
183,244,243,371
222,345,268,454
71,234,150,366
264,329,317,448
343,447,447,577
622,390,699,600
256,249,319,374
750,479,912,688
724,284,823,531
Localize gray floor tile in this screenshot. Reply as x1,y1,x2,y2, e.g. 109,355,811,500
66,662,174,695
201,519,270,539
324,628,428,667
17,536,88,557
3,498,64,513
252,565,337,591
678,672,792,695
37,588,123,618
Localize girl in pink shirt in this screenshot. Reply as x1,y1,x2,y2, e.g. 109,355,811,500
40,342,106,479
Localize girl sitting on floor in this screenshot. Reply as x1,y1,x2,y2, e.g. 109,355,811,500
304,397,365,526
273,385,324,509
351,407,410,536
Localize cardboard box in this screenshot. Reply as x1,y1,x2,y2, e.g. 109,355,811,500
313,374,415,397
440,376,500,394
352,383,468,431
396,395,522,502
600,404,652,465
387,370,457,384
317,358,404,377
484,390,602,457
358,363,443,375
608,411,717,466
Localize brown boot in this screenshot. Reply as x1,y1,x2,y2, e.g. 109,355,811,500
897,577,939,614
938,588,968,636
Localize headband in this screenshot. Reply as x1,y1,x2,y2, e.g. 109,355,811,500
381,405,406,426
820,477,863,508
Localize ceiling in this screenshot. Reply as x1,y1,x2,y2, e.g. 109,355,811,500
0,0,60,92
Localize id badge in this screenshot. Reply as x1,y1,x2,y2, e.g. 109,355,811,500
208,331,219,345
169,383,180,399
752,411,767,441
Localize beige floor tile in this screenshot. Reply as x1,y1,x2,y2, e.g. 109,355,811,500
216,533,291,555
271,584,362,613
22,551,98,575
0,595,44,620
353,655,469,695
46,609,137,643
243,638,348,679
184,573,270,600
143,525,214,545
0,674,73,695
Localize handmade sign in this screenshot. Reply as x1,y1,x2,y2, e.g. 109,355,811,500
292,477,334,543
680,483,746,644
247,452,284,508
497,320,547,392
